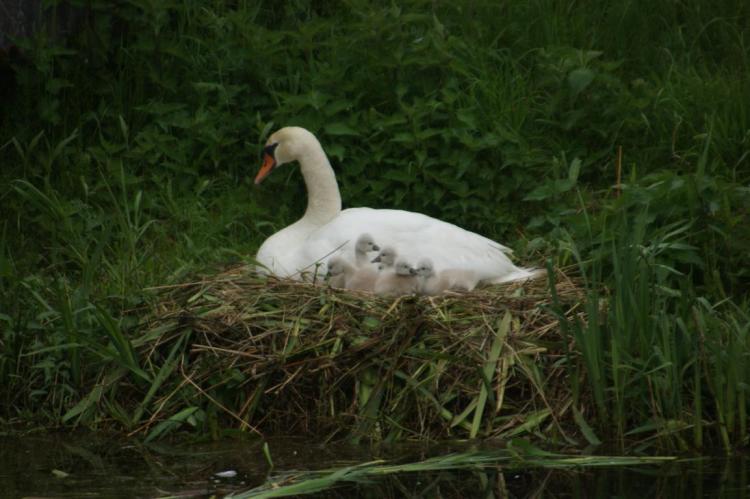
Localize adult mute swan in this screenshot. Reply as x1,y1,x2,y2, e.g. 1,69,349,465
254,126,537,283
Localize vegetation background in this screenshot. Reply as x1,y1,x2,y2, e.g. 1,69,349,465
0,0,748,449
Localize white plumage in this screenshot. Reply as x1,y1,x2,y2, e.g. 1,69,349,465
345,233,381,291
325,256,352,289
416,258,480,295
254,127,538,284
374,259,419,297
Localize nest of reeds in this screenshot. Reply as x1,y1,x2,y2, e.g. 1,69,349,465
138,266,585,442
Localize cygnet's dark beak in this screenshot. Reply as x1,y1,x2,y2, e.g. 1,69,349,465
371,244,380,252
371,255,382,263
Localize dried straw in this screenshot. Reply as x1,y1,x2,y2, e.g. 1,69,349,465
138,265,585,442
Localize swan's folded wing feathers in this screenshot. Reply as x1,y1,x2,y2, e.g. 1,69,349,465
295,207,521,283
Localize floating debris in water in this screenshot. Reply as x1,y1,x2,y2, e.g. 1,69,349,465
51,469,70,479
214,470,238,478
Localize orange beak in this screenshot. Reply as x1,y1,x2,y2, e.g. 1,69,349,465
254,152,276,185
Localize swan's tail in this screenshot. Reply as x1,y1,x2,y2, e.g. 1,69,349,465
486,267,546,284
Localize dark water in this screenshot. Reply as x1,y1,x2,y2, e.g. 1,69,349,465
0,434,747,498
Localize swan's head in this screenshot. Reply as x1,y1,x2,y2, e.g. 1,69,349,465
326,256,347,277
255,127,319,184
394,259,417,276
371,246,397,267
415,258,435,278
355,233,380,254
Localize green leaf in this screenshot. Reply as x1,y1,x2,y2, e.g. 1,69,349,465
362,316,380,329
508,438,557,457
62,385,103,424
503,409,552,438
94,304,151,382
132,334,186,424
145,406,200,442
568,158,581,182
524,178,575,201
324,123,359,136
263,441,275,470
573,406,602,446
568,68,595,97
470,313,510,438
524,184,556,201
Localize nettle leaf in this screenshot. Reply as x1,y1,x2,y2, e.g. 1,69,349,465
325,123,359,136
568,158,581,182
524,179,576,201
383,169,416,184
327,144,346,161
523,184,554,202
416,128,442,141
377,114,408,128
568,68,595,97
327,100,353,115
456,109,478,129
391,132,416,144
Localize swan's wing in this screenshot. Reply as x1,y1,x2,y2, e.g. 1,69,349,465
301,208,524,282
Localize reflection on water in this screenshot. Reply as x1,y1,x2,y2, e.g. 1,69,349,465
0,434,747,498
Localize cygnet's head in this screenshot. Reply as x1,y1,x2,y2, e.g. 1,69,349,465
326,256,347,277
255,127,319,184
371,246,397,267
355,233,380,254
394,259,416,276
415,258,435,278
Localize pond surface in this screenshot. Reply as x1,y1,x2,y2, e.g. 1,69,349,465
0,433,747,498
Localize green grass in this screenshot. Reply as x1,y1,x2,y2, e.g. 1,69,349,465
230,444,676,498
1,0,748,450
550,202,750,453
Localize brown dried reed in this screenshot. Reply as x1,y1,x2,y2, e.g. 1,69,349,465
137,265,584,443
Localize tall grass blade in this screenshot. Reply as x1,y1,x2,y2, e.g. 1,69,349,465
93,304,150,382
470,312,510,438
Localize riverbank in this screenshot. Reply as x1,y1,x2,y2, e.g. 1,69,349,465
3,261,744,454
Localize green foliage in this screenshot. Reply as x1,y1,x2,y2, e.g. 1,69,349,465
551,199,750,452
237,447,673,498
0,0,748,448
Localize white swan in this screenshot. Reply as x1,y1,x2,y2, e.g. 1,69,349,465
254,127,537,283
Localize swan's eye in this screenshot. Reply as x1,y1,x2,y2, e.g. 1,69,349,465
261,142,279,159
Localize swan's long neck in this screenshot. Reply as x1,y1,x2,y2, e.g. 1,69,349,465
298,142,341,225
